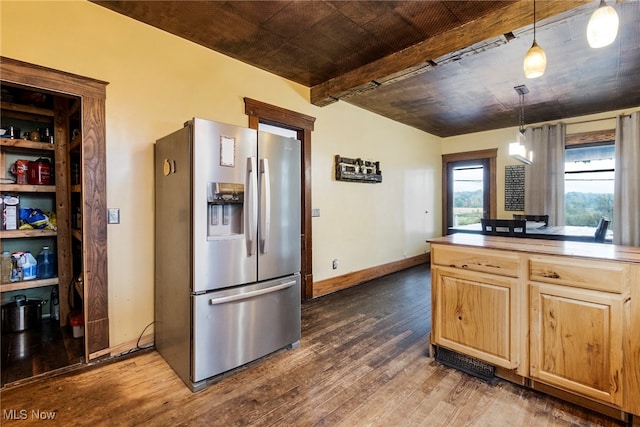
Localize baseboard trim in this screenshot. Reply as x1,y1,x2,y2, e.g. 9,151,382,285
87,333,155,360
312,253,429,298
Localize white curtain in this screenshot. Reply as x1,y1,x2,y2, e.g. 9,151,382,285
524,123,566,225
614,112,640,246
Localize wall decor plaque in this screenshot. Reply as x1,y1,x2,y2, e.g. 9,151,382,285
335,155,382,183
505,164,525,211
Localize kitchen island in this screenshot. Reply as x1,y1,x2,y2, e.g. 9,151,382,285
428,234,640,423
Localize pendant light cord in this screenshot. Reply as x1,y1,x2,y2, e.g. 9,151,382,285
519,92,525,134
533,0,537,40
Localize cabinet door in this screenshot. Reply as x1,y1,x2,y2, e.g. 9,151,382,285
432,267,519,369
529,283,623,406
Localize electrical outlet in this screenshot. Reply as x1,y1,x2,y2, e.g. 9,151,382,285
107,208,120,224
332,259,338,270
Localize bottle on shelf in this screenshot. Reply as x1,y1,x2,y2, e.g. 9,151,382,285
1,250,11,283
37,246,56,279
20,251,37,280
51,287,60,321
10,253,23,282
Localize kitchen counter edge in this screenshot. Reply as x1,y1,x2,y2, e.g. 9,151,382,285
428,234,640,264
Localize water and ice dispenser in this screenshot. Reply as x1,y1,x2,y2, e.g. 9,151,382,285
207,182,244,237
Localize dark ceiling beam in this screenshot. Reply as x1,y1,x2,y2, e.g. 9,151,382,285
310,0,592,107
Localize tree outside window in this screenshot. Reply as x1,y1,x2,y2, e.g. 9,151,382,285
564,144,614,227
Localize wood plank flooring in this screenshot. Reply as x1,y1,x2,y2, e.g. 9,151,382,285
1,318,84,386
0,264,627,426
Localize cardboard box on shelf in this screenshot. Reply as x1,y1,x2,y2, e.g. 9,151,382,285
2,194,20,230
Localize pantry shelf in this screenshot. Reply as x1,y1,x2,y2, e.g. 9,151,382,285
0,139,55,152
0,229,57,239
0,184,56,193
0,277,58,292
0,101,54,117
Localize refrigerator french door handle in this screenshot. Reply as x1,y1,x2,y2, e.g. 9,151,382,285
208,280,296,305
247,157,258,256
260,158,271,254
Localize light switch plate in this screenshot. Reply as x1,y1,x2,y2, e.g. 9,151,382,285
312,209,320,217
108,208,120,224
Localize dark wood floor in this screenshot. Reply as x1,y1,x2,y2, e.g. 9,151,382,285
1,318,84,387
0,264,627,426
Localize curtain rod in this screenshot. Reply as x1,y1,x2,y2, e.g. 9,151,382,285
565,114,631,126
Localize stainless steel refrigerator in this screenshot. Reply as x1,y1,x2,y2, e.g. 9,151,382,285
154,118,301,391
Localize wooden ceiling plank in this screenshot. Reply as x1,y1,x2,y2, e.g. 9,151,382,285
310,0,591,107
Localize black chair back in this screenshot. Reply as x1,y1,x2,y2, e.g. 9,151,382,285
594,217,610,243
481,219,527,237
513,214,549,226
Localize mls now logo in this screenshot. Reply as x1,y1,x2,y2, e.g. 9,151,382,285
3,409,57,420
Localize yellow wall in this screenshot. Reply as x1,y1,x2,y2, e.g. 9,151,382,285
442,108,640,219
1,1,441,348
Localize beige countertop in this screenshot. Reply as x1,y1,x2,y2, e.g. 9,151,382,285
428,234,640,264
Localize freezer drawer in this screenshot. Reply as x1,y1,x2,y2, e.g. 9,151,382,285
192,274,301,385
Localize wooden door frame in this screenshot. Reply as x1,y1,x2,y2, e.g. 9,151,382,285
244,98,316,300
1,57,109,360
441,149,497,235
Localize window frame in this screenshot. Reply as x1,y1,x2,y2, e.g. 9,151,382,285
442,149,497,235
564,129,616,227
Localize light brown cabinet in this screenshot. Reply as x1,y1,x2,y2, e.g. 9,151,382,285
431,244,522,369
429,235,640,420
529,282,624,405
432,266,519,369
528,254,628,406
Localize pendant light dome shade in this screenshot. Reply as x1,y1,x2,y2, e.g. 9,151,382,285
587,0,619,48
524,41,547,79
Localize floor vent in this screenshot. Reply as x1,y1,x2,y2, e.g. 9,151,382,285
436,347,496,382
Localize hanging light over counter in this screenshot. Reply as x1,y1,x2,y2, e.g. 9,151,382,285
523,0,546,79
510,85,533,165
587,0,619,48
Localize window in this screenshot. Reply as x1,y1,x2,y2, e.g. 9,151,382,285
451,163,486,226
442,149,496,235
564,143,614,227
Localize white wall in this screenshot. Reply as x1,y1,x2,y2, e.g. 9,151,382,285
1,1,441,348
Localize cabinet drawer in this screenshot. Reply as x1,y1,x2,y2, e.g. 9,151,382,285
432,245,521,278
529,256,628,293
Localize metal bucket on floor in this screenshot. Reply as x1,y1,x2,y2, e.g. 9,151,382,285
1,295,45,332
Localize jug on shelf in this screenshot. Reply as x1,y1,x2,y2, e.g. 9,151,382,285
37,246,56,279
19,251,37,280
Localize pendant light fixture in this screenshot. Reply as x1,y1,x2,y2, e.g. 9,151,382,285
509,85,533,165
523,0,547,79
587,0,619,48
